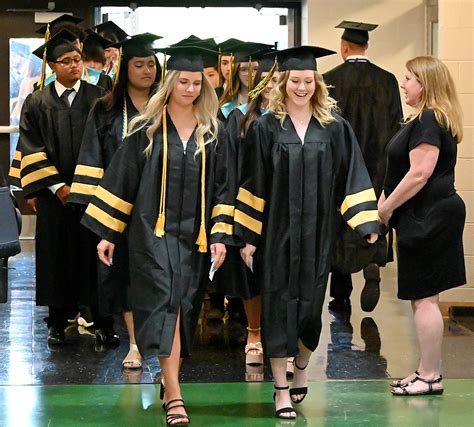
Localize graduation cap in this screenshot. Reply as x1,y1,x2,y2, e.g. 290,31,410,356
155,45,218,73
335,21,378,45
32,28,81,62
84,31,113,50
32,29,82,91
82,32,111,63
276,45,336,71
92,21,128,43
169,37,219,68
217,38,246,55
36,14,83,37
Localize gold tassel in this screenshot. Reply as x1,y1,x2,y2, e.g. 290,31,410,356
217,48,222,87
161,52,167,83
248,57,254,92
248,59,278,100
229,53,234,94
195,140,207,253
38,24,50,91
113,46,122,87
154,105,168,237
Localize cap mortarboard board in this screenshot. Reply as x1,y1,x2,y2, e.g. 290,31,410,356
169,37,218,68
36,14,83,36
92,21,128,43
257,49,279,73
155,45,218,72
111,33,162,57
232,42,275,63
83,31,113,51
335,21,378,45
32,29,81,62
276,45,336,71
217,38,246,55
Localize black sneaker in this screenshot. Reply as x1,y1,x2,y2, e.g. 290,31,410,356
361,264,381,312
47,324,66,345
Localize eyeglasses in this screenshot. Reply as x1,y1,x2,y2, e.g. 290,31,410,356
54,57,83,66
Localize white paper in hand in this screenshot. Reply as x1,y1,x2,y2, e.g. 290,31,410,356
209,259,218,281
248,256,254,273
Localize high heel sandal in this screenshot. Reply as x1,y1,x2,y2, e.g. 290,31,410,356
160,382,166,410
289,358,308,404
245,327,264,365
390,370,420,387
122,343,142,370
165,399,190,426
391,375,444,396
273,385,296,419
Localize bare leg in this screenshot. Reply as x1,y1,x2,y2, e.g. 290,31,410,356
395,295,444,393
270,357,296,418
243,296,262,356
291,340,312,401
160,312,188,423
122,311,142,368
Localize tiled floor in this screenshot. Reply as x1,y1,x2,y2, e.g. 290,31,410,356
0,241,473,425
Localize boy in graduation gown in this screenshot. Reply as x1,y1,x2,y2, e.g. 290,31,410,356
324,21,403,313
17,30,106,344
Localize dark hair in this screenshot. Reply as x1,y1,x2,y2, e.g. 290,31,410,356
83,44,106,66
219,62,242,106
240,70,266,137
102,53,162,114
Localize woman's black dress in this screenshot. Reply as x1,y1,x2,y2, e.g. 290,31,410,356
383,109,466,300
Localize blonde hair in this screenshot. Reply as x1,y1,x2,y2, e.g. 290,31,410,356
268,70,338,127
406,56,463,142
128,70,219,155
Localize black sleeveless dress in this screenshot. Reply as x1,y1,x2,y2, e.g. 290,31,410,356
383,110,466,300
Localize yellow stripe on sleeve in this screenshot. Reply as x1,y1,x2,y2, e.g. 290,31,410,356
234,209,262,235
21,166,59,187
346,210,379,229
211,222,233,236
236,188,265,213
21,152,48,169
95,186,133,215
70,182,97,196
13,150,22,161
211,204,235,219
75,165,104,179
85,204,127,233
9,167,21,179
340,188,377,215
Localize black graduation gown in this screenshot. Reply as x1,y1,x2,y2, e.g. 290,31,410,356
81,117,235,358
235,113,380,357
17,82,105,307
324,60,403,272
69,95,139,315
214,106,259,300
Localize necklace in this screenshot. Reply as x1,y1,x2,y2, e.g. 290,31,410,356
290,112,312,124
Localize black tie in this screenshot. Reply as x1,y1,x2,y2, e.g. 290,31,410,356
61,88,75,106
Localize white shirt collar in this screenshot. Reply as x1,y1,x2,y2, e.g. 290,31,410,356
346,55,369,61
54,79,81,97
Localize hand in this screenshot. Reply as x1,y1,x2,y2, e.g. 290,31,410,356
240,243,256,271
97,239,115,266
56,185,71,206
26,197,37,213
366,232,378,244
378,204,393,226
210,243,226,269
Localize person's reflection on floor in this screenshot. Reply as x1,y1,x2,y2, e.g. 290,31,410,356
245,364,264,382
326,312,388,379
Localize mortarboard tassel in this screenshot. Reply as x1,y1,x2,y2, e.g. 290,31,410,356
154,105,168,237
195,140,207,253
113,46,123,87
161,52,167,83
248,59,278,100
248,57,254,92
217,48,222,87
229,53,234,94
38,24,51,91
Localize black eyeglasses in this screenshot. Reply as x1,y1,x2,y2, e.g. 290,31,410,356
54,57,83,66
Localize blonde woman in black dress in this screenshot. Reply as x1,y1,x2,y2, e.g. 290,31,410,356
379,56,466,396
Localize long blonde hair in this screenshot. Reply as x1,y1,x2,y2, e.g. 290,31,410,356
128,70,219,155
406,56,463,142
268,70,338,127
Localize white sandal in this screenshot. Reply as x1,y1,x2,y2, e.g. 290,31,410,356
245,327,264,365
122,343,143,369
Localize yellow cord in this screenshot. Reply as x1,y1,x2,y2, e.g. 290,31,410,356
195,140,207,253
154,105,168,237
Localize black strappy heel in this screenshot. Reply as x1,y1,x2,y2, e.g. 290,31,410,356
391,375,444,396
390,370,420,387
165,399,190,426
289,359,308,404
273,385,296,419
